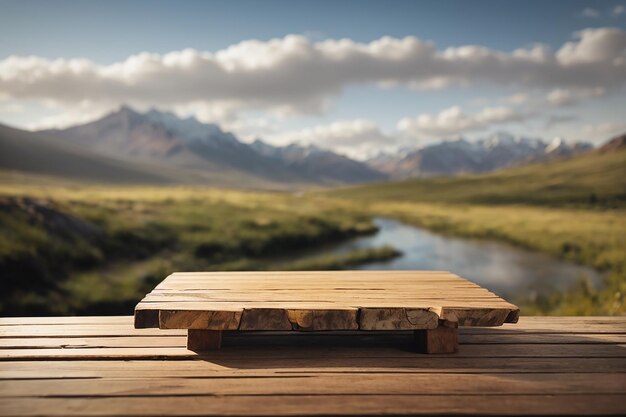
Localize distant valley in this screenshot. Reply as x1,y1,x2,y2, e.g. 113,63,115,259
0,106,606,188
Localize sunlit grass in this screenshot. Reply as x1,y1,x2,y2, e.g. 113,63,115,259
320,150,626,315
2,147,625,317
329,148,626,208
0,178,378,315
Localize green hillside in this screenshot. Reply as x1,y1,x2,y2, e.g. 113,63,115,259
0,123,305,190
0,124,175,185
329,148,626,208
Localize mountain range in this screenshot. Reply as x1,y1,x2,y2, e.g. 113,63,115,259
368,133,593,178
249,139,384,184
0,106,606,187
0,122,171,184
39,106,385,187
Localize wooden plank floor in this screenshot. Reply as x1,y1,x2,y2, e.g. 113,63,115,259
0,316,625,416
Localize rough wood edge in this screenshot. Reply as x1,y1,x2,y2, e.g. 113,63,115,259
239,309,292,331
359,308,439,330
187,329,222,351
506,309,521,323
287,309,359,331
159,310,242,330
134,307,159,329
440,307,519,326
134,304,520,330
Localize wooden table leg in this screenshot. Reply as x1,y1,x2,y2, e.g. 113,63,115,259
414,321,458,353
187,329,222,351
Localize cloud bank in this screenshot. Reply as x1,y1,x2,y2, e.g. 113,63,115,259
268,119,395,159
397,106,533,137
1,27,625,117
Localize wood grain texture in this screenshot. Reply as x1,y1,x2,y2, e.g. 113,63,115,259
2,395,625,416
134,271,519,331
2,343,624,360
187,330,222,350
415,320,459,353
1,315,625,416
159,309,242,330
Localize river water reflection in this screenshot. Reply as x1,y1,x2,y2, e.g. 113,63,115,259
294,217,604,300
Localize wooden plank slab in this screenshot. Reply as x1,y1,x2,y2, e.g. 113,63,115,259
1,343,624,360
3,316,623,331
1,394,624,416
2,373,625,397
135,271,520,331
3,358,625,379
1,333,626,349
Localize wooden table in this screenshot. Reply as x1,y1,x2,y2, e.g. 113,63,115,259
134,271,520,353
0,316,624,415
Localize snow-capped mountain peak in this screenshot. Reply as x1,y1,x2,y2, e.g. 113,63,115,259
483,131,516,148
143,108,232,144
545,137,564,153
368,132,594,178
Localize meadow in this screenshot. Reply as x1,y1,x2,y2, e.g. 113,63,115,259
1,147,624,316
0,177,382,315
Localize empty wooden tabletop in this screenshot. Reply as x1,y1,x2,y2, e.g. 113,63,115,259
0,316,625,416
135,271,520,330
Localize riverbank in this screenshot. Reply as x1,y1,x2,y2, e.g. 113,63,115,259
321,148,626,315
2,157,624,316
292,217,604,302
0,183,382,316
362,204,623,314
318,204,623,314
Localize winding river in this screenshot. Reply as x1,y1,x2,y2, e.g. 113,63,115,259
294,217,604,300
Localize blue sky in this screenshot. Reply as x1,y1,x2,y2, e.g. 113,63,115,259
2,0,623,60
1,0,625,158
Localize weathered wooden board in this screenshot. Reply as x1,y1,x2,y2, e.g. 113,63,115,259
1,343,623,360
3,357,626,378
2,332,626,349
2,373,625,397
1,315,625,415
134,271,519,331
2,395,624,416
2,315,622,331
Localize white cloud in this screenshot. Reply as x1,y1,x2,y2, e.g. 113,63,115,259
0,28,625,123
267,119,397,159
397,106,532,137
581,121,626,139
545,87,605,106
581,8,600,18
226,117,281,143
613,5,626,16
0,102,25,114
27,108,111,130
167,101,242,125
556,28,626,65
21,100,118,130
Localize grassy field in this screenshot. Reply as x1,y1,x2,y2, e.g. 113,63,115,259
322,149,626,315
1,148,624,316
0,177,382,316
330,148,626,208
